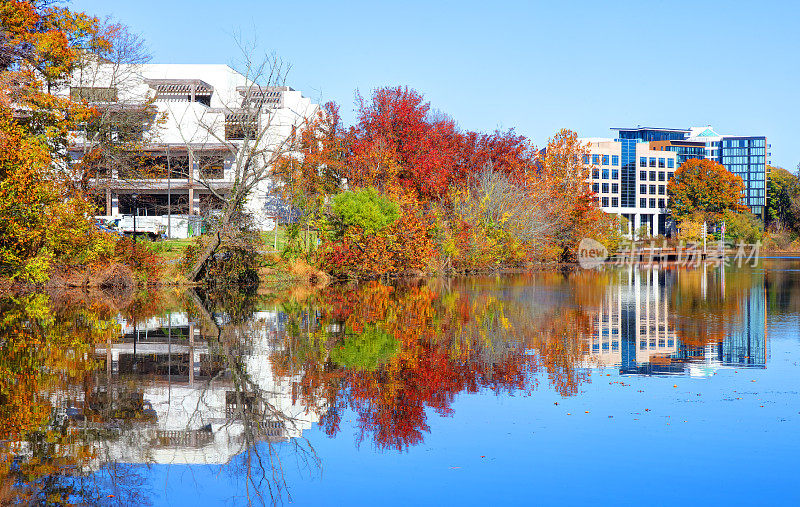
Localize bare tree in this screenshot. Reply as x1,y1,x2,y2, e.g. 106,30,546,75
161,42,316,281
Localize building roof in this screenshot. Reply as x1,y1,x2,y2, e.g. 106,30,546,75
610,126,689,133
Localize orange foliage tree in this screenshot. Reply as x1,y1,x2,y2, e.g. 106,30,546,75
668,158,748,222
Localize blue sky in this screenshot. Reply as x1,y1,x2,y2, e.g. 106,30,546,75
73,0,799,169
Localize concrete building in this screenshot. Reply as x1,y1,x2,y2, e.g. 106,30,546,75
71,310,327,466
63,62,319,237
582,138,680,237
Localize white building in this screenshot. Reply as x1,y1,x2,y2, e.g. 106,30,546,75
64,62,319,237
582,138,680,238
87,310,327,466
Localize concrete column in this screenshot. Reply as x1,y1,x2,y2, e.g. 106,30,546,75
654,214,661,237
188,188,194,215
105,188,111,216
634,213,641,240
188,323,194,387
111,193,119,216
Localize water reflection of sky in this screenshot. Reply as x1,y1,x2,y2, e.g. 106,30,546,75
4,262,800,505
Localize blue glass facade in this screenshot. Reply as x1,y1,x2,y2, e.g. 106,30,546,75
619,139,637,208
615,128,689,142
721,136,767,216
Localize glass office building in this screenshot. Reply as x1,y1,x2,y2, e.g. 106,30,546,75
720,136,767,216
612,126,768,217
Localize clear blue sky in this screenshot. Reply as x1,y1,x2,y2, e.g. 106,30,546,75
72,0,799,169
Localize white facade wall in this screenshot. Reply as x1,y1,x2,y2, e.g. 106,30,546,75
583,138,679,238
64,62,319,232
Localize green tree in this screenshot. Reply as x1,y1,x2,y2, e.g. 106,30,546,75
667,159,747,223
766,166,800,230
721,209,763,244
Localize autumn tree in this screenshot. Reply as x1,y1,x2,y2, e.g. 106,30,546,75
766,166,800,231
0,1,121,282
667,158,748,223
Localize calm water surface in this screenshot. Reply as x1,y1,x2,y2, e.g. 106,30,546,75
2,261,799,505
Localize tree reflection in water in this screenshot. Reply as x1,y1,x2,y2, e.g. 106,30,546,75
0,264,771,504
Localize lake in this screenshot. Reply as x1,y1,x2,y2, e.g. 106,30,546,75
1,260,799,505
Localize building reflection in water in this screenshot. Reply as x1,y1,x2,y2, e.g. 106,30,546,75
586,266,767,376
85,310,326,466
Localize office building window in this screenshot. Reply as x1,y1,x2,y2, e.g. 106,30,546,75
649,185,656,194
602,183,609,193
658,185,665,195
658,158,665,168
649,198,656,208
612,197,618,207
649,157,656,167
658,198,666,208
658,172,665,181
593,169,599,179
611,169,618,179
602,169,609,179
602,197,609,207
612,183,618,193
649,171,656,181
582,155,590,164
592,183,599,193
640,184,647,194
640,198,646,208
640,157,647,167
612,155,619,166
593,154,600,165
667,173,674,180
640,171,647,180
602,155,609,165
668,159,675,168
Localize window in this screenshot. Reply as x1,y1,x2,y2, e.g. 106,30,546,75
602,197,609,207
658,185,665,195
658,198,666,208
592,183,599,193
612,155,619,166
649,185,656,194
658,158,665,168
640,171,647,180
649,171,656,181
602,168,609,179
582,155,590,164
658,171,665,181
199,154,225,179
602,155,609,165
640,184,647,194
640,198,646,208
649,157,656,167
225,113,258,140
612,197,618,207
667,159,675,168
611,169,618,179
592,169,600,179
649,198,656,208
667,173,674,180
640,157,647,167
602,183,609,193
592,154,600,165
612,183,618,193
